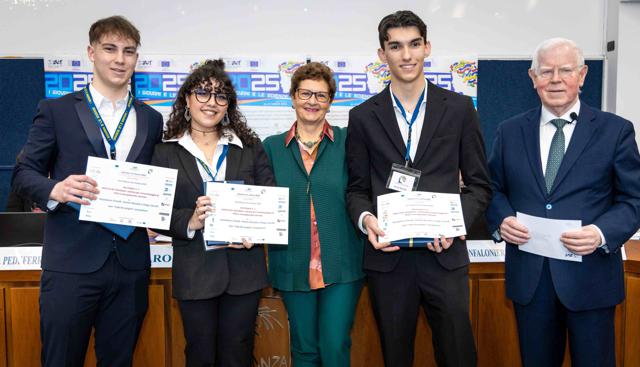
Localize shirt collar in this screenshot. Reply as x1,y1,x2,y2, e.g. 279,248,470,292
540,99,581,127
284,121,334,147
171,129,243,161
390,79,429,112
89,83,129,110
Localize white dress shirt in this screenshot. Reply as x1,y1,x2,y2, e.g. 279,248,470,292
89,83,137,162
538,99,606,246
175,129,243,182
357,81,429,233
47,84,137,210
539,100,579,176
170,129,243,239
390,81,429,162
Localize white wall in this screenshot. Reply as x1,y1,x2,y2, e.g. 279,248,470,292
0,0,605,58
616,1,640,148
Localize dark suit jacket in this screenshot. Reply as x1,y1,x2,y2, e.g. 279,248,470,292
151,139,274,300
486,102,640,311
11,91,163,273
346,82,492,272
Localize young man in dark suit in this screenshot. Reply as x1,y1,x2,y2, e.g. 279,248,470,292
12,16,163,366
346,10,491,367
486,38,640,367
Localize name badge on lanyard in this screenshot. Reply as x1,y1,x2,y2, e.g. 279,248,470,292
83,86,133,160
386,88,425,192
196,144,229,193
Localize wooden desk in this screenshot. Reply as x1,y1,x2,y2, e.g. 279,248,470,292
1,242,639,366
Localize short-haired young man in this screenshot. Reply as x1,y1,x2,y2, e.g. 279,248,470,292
12,15,163,366
346,10,491,366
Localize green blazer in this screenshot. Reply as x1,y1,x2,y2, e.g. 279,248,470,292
263,126,364,291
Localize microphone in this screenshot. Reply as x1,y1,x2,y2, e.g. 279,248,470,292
569,112,578,123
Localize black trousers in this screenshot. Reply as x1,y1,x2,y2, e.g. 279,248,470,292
514,258,616,367
40,252,150,367
178,290,262,367
367,250,476,367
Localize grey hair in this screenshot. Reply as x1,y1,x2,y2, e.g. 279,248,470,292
530,38,585,73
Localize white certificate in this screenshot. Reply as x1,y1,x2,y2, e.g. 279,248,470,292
79,156,178,230
377,191,466,243
204,183,289,245
516,212,582,262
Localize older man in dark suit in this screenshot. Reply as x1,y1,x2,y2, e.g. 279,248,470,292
12,16,163,367
486,38,640,367
346,10,491,367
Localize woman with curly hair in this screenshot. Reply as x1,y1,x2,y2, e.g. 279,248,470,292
151,59,274,367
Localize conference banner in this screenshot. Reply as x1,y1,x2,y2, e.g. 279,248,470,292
134,55,210,122
43,54,477,138
313,55,478,127
43,55,93,98
134,55,306,138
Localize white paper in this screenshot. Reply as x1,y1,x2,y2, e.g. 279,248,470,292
79,157,178,230
204,183,289,245
377,191,466,243
467,240,506,262
516,212,582,262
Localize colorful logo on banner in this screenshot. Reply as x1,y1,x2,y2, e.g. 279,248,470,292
325,57,478,108
450,60,478,87
44,57,93,98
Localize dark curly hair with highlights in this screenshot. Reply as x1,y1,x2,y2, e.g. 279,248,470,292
164,59,259,146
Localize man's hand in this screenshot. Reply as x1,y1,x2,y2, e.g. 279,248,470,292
561,225,602,256
49,175,99,205
364,214,400,252
500,216,530,245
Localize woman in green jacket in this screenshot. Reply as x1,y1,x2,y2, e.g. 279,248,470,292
263,62,364,367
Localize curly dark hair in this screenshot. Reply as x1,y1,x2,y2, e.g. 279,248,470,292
164,59,259,146
289,62,336,101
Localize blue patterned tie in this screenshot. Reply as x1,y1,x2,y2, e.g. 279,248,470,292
545,119,568,193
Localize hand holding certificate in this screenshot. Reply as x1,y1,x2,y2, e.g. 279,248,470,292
516,212,582,262
203,182,289,245
79,157,178,230
377,191,466,244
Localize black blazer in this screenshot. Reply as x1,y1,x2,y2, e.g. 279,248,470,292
12,91,163,273
346,82,492,272
151,139,275,300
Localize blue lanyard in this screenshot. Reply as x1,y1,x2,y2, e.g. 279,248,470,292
83,86,133,160
196,144,229,184
392,88,425,163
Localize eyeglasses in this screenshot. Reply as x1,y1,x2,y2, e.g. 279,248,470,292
296,88,330,103
536,66,582,80
191,89,229,106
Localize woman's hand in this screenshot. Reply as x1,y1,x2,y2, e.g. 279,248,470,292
228,238,255,250
188,196,213,231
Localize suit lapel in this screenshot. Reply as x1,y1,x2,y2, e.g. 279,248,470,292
521,107,548,197
74,92,108,158
372,86,406,159
413,82,446,165
225,144,242,181
549,103,597,194
126,99,149,162
177,144,205,193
